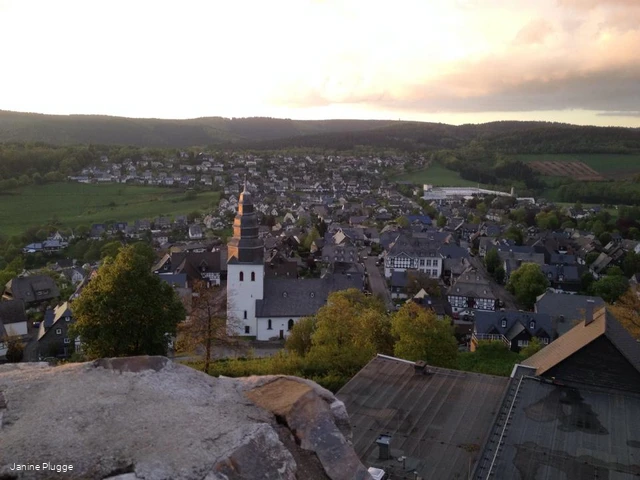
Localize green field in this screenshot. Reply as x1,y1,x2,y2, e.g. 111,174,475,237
515,154,640,177
391,164,484,187
0,183,220,237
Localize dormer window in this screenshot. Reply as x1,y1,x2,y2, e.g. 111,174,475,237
529,320,536,330
310,292,315,298
501,319,507,328
283,292,288,298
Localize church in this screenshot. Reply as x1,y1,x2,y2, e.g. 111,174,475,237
226,184,364,340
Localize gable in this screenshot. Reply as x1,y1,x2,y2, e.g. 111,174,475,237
544,337,640,393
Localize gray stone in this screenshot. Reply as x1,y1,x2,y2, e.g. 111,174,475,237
0,358,370,480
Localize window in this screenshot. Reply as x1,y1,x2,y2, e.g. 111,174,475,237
267,319,272,330
501,319,507,328
517,340,529,348
420,259,425,267
542,338,549,344
64,338,70,344
239,271,244,282
65,316,71,322
251,272,255,282
288,319,294,331
529,320,536,330
426,259,432,267
244,310,247,319
432,269,438,277
244,326,250,334
433,259,438,266
56,328,62,335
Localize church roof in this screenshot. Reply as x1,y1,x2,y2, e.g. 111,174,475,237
255,273,363,318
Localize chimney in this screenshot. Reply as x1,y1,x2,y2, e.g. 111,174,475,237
585,299,596,326
414,360,427,374
376,434,391,460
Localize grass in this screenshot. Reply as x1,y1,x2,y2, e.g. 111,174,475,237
391,164,487,187
0,182,220,236
514,153,640,177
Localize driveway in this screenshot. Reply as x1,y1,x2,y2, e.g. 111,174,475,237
364,257,394,310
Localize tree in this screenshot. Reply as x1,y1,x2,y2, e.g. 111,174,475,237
580,271,595,294
69,245,186,359
176,281,231,373
609,287,640,339
493,266,506,285
405,271,441,298
100,241,122,260
505,226,524,246
506,263,549,309
585,251,600,266
623,251,640,277
391,302,457,368
5,336,24,363
437,214,447,228
396,216,409,228
589,275,629,303
285,316,316,357
520,337,544,358
306,289,393,374
485,248,500,275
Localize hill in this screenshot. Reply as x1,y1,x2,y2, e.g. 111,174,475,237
0,110,396,147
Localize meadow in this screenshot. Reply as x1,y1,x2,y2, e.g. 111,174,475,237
0,182,220,237
514,153,640,178
391,164,483,187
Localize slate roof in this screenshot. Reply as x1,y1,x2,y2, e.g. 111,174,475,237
157,273,188,288
255,273,363,318
3,275,60,304
337,355,509,480
390,270,407,288
522,306,640,376
534,292,605,336
474,310,553,340
447,267,496,299
473,375,640,480
0,300,27,325
387,234,441,258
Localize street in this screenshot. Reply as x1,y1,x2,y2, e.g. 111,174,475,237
364,257,394,310
468,255,520,310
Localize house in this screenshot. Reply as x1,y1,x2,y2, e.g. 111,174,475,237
339,306,640,480
188,225,204,240
472,310,553,352
321,243,358,264
390,270,408,299
540,264,581,292
411,289,452,320
2,275,60,306
0,300,28,337
37,302,77,358
153,250,222,286
497,246,545,281
383,234,443,279
534,292,605,336
447,266,497,313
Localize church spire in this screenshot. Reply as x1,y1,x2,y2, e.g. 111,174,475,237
227,185,263,264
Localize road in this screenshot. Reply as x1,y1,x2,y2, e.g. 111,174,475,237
364,257,394,310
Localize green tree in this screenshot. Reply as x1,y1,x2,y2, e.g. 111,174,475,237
436,214,447,228
405,271,441,298
580,271,595,293
70,245,186,359
306,289,393,374
589,275,629,303
396,216,409,228
506,263,549,309
585,251,600,266
391,302,457,368
100,241,123,260
285,316,316,357
494,266,506,285
505,226,524,246
623,251,640,277
4,336,24,363
520,337,544,358
485,248,500,274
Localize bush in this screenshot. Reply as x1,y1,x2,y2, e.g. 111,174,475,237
5,336,24,363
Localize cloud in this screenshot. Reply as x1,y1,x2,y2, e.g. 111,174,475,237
274,2,640,116
597,111,640,117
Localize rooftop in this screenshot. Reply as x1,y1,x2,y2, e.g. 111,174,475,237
473,376,640,479
336,355,509,480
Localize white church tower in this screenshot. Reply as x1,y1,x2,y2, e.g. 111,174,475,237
226,182,264,336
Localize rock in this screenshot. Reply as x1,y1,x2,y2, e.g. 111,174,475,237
0,358,371,480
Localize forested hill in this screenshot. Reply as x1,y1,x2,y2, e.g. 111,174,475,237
1,110,639,152
0,111,396,147
247,121,640,154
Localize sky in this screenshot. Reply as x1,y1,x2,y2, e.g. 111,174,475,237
1,0,639,127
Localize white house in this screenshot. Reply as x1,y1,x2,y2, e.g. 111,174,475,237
383,234,444,279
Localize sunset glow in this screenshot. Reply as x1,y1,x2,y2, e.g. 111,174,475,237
1,0,639,126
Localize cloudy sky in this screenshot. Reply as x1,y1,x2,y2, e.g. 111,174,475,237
1,0,639,126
